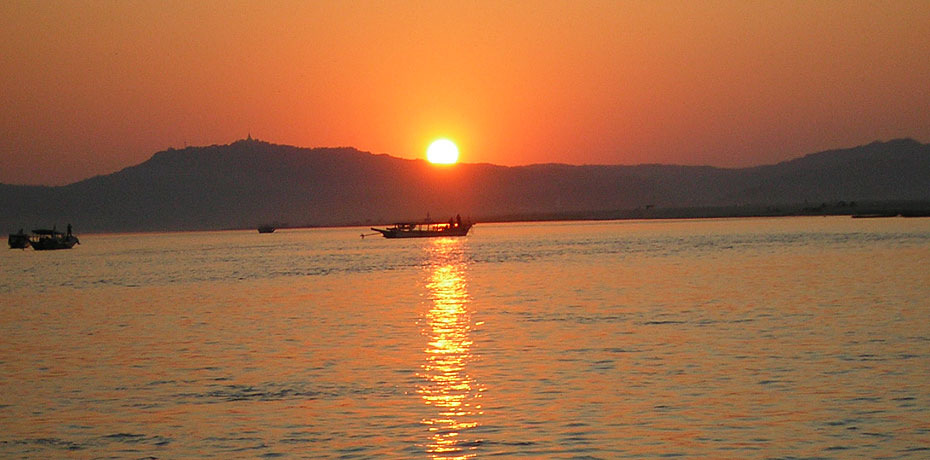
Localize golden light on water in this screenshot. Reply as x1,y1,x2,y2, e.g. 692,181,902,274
419,238,482,459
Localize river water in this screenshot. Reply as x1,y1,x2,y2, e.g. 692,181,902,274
1,217,929,458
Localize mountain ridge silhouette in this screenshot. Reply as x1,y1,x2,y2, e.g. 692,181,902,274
2,138,929,232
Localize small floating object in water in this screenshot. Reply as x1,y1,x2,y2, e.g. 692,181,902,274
8,229,29,249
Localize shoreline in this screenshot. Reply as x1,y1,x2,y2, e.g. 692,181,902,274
20,200,930,236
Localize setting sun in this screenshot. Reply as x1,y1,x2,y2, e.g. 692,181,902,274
426,139,459,165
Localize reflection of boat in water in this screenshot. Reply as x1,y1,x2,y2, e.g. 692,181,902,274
8,229,29,249
371,215,472,239
29,227,80,250
257,225,276,233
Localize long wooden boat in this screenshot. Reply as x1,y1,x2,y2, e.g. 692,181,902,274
371,216,472,239
29,228,80,250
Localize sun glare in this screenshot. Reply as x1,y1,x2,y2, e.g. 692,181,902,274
427,139,459,165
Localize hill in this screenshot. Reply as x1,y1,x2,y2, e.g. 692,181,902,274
2,138,929,232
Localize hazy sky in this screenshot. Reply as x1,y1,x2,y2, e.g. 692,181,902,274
2,0,929,185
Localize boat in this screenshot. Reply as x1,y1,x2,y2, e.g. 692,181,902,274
371,215,473,239
29,227,80,250
257,225,276,233
8,229,29,249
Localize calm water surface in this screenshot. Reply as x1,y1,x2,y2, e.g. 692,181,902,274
1,217,929,458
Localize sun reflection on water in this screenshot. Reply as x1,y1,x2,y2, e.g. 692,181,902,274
419,238,483,459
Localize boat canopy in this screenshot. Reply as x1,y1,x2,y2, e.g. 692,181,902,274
32,229,63,235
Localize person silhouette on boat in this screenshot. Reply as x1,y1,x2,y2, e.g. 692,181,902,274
456,214,462,227
67,223,72,236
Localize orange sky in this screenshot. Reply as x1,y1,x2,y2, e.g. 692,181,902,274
2,0,929,185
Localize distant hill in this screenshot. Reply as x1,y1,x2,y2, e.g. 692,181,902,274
2,138,929,232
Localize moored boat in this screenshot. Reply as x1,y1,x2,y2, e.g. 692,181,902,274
371,215,472,239
8,229,29,249
258,225,276,233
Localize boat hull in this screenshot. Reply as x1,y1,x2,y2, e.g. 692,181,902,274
29,235,79,250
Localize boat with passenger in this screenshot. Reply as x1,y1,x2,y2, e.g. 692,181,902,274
371,215,472,239
28,225,80,250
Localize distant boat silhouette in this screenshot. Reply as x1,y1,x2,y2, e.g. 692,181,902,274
257,225,276,233
371,215,472,239
8,229,28,249
28,226,80,250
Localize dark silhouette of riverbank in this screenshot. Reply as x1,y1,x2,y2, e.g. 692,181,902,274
2,138,929,232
